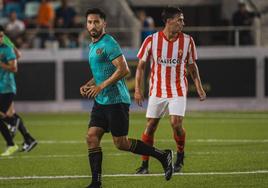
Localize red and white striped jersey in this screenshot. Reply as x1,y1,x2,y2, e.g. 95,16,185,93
137,31,197,98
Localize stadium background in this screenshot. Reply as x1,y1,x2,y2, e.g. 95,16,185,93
0,1,268,188
0,0,267,112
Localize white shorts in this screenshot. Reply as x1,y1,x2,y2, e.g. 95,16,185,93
146,96,186,118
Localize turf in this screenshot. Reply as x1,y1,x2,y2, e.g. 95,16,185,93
0,111,268,188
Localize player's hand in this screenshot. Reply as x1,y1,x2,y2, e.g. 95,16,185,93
80,84,90,97
198,88,206,101
86,85,102,98
134,90,144,106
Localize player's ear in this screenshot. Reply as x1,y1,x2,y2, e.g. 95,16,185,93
166,18,172,25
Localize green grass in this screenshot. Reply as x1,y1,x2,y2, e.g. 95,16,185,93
0,112,268,188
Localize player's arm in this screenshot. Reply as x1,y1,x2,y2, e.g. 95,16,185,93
188,63,206,101
0,59,17,73
14,47,22,59
86,55,130,98
134,59,146,106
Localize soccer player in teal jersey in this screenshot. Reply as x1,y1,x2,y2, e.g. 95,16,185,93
80,8,173,188
0,25,37,156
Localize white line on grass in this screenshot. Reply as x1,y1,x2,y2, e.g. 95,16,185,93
1,170,268,180
33,139,268,144
1,151,268,160
1,139,268,146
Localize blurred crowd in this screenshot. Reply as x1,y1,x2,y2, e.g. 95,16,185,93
0,0,84,49
0,0,262,49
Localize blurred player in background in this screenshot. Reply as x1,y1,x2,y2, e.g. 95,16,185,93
134,7,206,174
0,25,37,156
80,8,173,188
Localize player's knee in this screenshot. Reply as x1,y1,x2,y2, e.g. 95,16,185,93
171,117,183,129
5,111,14,118
0,111,7,119
113,139,128,151
171,117,183,127
86,132,98,146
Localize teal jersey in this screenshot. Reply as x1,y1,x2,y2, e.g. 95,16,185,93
88,34,131,105
0,43,17,94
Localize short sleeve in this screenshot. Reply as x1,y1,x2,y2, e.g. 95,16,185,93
106,38,123,62
137,35,152,62
188,37,198,64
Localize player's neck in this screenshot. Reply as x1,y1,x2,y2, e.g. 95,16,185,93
162,29,180,41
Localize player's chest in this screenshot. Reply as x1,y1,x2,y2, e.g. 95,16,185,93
89,45,107,64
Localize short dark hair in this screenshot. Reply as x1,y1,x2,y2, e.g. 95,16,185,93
85,8,106,20
0,25,4,32
161,7,183,24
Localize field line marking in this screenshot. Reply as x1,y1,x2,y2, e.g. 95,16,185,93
1,139,268,147
1,170,268,180
12,139,268,144
1,151,268,160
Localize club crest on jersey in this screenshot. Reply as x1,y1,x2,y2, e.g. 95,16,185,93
178,49,183,57
96,48,103,55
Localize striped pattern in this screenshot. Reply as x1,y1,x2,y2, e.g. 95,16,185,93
128,138,138,152
88,147,102,154
137,31,197,98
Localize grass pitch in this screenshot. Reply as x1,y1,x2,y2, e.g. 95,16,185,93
0,111,268,188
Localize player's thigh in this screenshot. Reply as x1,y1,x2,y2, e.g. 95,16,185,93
106,103,130,137
0,93,14,118
168,97,186,117
89,101,109,133
146,96,168,118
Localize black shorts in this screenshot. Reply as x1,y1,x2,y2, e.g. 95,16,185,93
89,101,130,137
0,93,14,114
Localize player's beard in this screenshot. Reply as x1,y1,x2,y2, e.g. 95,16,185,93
89,29,103,39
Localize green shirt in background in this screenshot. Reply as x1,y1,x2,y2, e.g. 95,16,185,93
3,35,15,48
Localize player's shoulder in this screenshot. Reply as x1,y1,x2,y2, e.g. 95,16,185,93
181,32,192,39
150,31,160,38
142,32,156,43
103,34,118,44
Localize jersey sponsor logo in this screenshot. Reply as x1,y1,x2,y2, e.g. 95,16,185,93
157,57,181,66
96,48,103,55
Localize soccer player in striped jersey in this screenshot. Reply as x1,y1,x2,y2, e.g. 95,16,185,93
80,8,173,188
0,26,37,156
135,7,206,174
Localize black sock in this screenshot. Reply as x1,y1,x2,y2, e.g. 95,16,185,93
4,114,34,142
88,147,102,184
16,114,34,142
0,120,14,146
142,160,149,168
128,139,165,162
